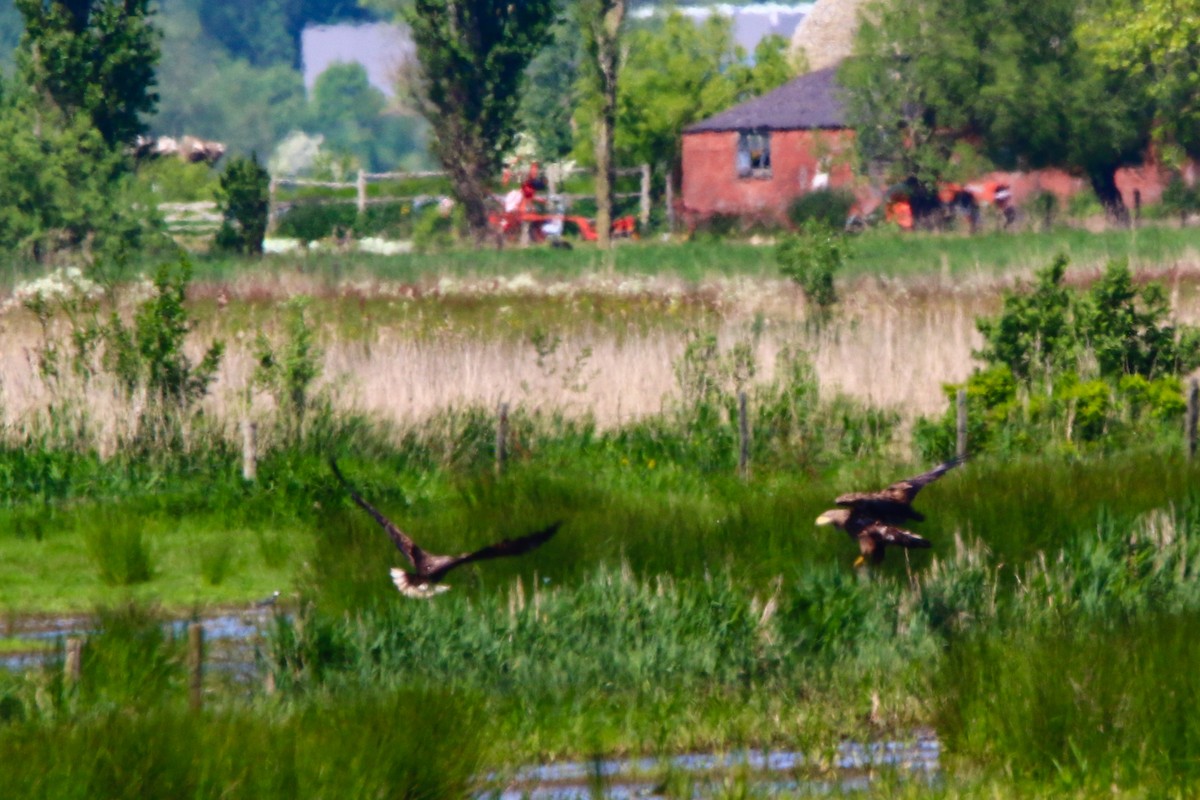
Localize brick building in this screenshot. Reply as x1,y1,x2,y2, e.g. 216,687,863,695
681,63,1195,226
680,66,857,226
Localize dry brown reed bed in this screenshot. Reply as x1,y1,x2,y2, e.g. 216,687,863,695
5,259,1200,447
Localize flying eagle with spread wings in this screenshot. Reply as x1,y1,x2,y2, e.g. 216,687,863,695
816,456,965,566
330,459,562,599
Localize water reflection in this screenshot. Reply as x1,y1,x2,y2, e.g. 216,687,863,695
484,733,940,799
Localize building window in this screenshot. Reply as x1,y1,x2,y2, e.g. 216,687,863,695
736,131,771,179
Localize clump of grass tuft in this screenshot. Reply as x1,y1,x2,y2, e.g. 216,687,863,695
937,612,1200,790
0,688,489,800
199,536,237,586
83,512,156,586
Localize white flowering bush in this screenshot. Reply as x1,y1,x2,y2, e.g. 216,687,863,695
9,260,224,453
8,267,107,387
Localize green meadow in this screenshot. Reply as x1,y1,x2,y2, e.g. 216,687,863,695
4,226,1200,796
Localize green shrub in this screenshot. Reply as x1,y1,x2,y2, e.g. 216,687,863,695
1160,173,1199,224
775,220,849,323
689,212,742,241
918,255,1200,458
1026,190,1058,230
786,188,856,229
84,513,155,586
215,154,270,255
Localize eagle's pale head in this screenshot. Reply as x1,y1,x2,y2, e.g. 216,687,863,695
815,509,850,529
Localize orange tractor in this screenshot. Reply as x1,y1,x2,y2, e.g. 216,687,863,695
489,164,638,245
848,177,1014,232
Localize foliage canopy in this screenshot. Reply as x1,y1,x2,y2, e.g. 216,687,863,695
16,0,160,148
840,0,1153,218
395,0,555,240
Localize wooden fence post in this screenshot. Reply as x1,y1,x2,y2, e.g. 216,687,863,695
188,622,204,712
956,388,968,459
356,170,368,216
639,164,651,229
241,420,257,481
64,636,83,686
738,391,750,480
1187,379,1199,461
267,178,279,234
496,402,509,475
665,177,675,233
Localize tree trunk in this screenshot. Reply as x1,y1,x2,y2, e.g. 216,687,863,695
440,138,495,245
586,0,625,250
1089,167,1130,227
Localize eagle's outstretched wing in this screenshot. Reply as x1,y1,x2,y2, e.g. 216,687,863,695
330,458,424,570
450,521,562,571
836,456,967,521
884,455,968,500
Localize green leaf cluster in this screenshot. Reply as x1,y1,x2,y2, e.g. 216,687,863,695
840,0,1152,215
106,260,224,414
254,298,324,443
16,0,160,148
215,154,270,255
399,0,555,237
916,255,1200,457
0,86,153,259
774,221,850,322
977,255,1200,382
576,13,793,174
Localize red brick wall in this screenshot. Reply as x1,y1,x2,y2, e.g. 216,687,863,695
680,129,857,224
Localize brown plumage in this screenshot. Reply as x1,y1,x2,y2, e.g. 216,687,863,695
815,508,931,566
330,459,561,599
817,457,965,566
833,456,967,524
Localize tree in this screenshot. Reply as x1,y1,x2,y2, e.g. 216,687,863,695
582,13,793,190
151,31,307,161
0,81,151,259
395,0,554,242
303,62,427,172
0,2,22,70
16,0,161,148
215,153,270,255
840,0,1153,221
1084,0,1200,159
576,0,625,248
518,14,581,162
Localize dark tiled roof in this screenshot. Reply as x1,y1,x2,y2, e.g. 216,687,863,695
683,65,847,133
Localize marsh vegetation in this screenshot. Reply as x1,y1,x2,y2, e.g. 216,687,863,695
3,228,1200,796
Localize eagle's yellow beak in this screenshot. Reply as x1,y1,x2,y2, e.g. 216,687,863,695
815,512,834,526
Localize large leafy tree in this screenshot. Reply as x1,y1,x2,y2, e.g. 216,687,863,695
584,13,793,187
306,62,427,171
576,0,625,248
391,0,554,241
0,81,149,258
517,13,581,162
1085,0,1200,158
151,1,307,158
16,0,161,148
841,0,1153,221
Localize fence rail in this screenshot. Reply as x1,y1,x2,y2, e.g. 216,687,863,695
161,165,653,238
267,164,653,230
